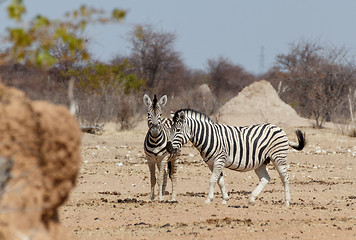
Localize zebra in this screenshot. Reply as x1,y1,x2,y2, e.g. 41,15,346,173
166,109,305,206
143,94,178,202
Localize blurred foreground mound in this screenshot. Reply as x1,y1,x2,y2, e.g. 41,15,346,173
0,83,81,240
218,80,310,127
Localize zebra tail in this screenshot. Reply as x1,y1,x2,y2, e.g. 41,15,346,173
289,130,306,151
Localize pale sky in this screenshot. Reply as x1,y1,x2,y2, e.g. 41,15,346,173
1,0,356,74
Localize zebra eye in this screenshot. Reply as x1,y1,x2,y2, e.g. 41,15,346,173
176,128,181,132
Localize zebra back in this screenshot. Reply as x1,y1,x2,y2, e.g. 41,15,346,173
173,108,213,123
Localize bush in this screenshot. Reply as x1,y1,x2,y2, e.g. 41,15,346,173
266,40,356,128
0,63,144,130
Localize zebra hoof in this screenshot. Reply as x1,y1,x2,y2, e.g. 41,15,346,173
248,197,256,205
222,199,227,205
205,198,212,204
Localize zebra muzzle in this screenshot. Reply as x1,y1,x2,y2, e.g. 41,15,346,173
166,141,177,154
150,124,160,137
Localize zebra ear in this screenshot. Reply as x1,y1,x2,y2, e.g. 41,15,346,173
178,111,186,122
143,94,152,107
158,95,167,107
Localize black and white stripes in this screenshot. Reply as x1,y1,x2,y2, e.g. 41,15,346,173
167,109,305,206
143,94,178,201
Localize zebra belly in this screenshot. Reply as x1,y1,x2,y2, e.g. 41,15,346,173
225,155,265,172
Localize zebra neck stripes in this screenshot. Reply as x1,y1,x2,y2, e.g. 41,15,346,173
144,121,169,157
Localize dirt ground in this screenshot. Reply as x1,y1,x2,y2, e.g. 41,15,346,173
59,122,356,240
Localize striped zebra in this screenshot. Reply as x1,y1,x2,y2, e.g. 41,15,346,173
166,109,305,206
143,94,178,202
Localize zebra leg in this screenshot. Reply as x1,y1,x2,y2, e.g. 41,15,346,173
206,161,225,204
148,161,156,201
157,159,168,201
169,157,178,201
217,173,229,204
162,164,168,199
249,164,270,205
274,163,291,206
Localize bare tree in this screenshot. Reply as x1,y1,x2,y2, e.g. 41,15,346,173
268,40,356,128
207,56,256,102
128,24,184,94
49,36,90,72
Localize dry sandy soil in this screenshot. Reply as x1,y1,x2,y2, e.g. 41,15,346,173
59,121,356,240
60,80,355,239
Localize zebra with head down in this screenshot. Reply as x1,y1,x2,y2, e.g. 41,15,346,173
167,108,305,206
143,94,178,202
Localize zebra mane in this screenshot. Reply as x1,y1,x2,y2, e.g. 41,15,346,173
173,108,213,123
152,95,158,109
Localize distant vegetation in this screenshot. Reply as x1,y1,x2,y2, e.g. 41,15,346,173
264,41,356,130
0,0,355,132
